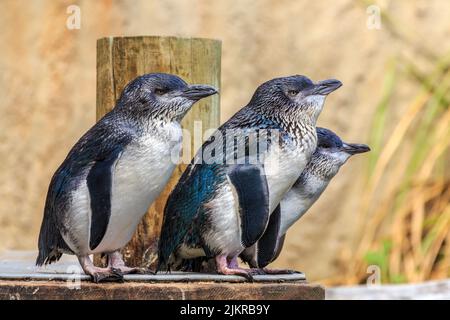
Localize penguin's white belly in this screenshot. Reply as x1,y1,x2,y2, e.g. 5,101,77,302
279,176,327,236
279,191,311,236
202,182,244,257
63,178,91,253
92,130,181,254
264,147,309,213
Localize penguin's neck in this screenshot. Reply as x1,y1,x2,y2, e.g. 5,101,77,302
142,118,182,143
255,105,317,141
305,153,342,180
113,107,180,130
108,110,182,145
114,100,188,125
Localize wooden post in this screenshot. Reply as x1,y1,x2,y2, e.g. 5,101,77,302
96,36,221,268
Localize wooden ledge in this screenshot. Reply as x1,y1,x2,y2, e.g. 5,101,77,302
0,251,324,300
0,279,324,300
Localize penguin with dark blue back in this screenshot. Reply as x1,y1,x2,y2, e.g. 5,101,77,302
36,73,217,282
157,75,342,280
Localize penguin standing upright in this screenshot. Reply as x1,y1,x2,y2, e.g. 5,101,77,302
240,127,370,270
157,75,342,279
36,73,217,282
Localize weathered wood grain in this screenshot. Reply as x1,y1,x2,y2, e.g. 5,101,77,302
0,251,324,300
95,36,221,268
0,280,324,300
0,250,306,283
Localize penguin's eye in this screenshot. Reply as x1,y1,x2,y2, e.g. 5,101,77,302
287,90,299,97
154,88,167,95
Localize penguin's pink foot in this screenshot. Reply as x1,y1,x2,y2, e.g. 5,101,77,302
227,255,265,275
216,255,263,281
78,255,123,283
107,251,151,274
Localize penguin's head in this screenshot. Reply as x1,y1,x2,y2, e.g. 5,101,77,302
116,73,218,121
248,75,342,122
310,127,370,178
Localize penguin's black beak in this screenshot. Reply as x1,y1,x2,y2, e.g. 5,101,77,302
181,85,218,101
341,143,371,155
313,79,342,95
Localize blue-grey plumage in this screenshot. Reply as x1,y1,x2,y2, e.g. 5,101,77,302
157,75,342,279
240,127,370,270
36,73,217,282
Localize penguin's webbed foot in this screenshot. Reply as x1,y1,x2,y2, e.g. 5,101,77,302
138,267,156,275
218,267,256,282
248,268,267,275
262,268,302,275
215,255,262,282
117,266,155,275
109,265,140,274
107,251,154,275
90,268,124,283
78,255,124,283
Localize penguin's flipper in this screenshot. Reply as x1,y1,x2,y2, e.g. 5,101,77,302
228,163,270,247
36,119,135,265
272,233,286,263
254,204,281,268
87,146,124,251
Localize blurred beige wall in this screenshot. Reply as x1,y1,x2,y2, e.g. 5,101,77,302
0,0,449,281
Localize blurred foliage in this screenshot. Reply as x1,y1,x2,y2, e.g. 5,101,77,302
341,53,450,284
309,1,450,285
367,60,397,175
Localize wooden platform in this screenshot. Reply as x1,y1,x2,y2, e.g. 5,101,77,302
0,251,324,300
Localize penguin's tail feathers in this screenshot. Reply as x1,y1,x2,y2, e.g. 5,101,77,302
180,257,215,273
36,246,62,266
156,249,169,273
36,210,72,266
157,246,186,273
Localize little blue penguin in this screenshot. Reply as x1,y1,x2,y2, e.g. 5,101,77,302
240,127,370,271
36,73,217,282
157,75,342,279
